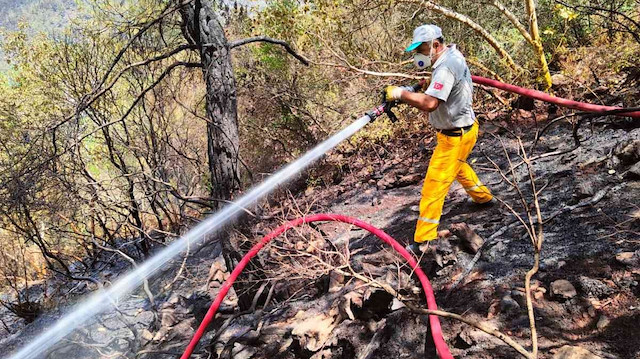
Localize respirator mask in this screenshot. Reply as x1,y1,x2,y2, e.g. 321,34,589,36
413,40,435,69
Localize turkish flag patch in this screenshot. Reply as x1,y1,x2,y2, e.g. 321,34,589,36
433,82,444,90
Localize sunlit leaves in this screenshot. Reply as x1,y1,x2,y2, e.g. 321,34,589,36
554,4,578,21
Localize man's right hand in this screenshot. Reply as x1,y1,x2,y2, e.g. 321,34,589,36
384,81,428,102
383,85,404,102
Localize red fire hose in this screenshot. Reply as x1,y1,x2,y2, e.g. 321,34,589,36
472,75,640,118
180,213,454,359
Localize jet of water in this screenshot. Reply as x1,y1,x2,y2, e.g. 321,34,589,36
6,115,372,359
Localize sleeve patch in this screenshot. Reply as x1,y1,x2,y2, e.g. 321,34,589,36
433,82,444,90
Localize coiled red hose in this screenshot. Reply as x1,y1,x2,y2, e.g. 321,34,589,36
180,213,453,359
472,75,640,118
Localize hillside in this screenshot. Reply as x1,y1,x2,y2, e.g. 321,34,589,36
0,0,75,32
2,93,640,358
0,0,638,358
0,0,76,71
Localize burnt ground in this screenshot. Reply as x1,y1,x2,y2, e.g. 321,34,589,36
209,109,639,359
1,109,639,359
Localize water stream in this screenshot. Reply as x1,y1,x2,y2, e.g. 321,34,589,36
6,115,372,359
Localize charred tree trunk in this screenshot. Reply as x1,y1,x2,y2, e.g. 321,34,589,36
178,1,247,302
177,1,308,309
179,0,240,207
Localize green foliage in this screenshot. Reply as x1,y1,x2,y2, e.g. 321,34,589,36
253,43,288,72
256,0,305,41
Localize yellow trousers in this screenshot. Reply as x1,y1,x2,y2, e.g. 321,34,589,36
414,122,493,243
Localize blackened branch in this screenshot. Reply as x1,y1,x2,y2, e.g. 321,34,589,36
225,36,309,66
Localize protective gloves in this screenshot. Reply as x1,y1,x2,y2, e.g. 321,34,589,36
384,85,405,102
383,80,427,102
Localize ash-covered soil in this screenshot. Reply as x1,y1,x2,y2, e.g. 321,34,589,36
2,109,639,359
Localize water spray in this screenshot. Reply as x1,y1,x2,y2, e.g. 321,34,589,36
6,104,395,359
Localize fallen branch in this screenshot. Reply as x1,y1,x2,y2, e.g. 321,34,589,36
315,34,429,80
162,235,190,292
531,112,579,152
407,305,533,359
91,239,155,307
543,187,609,224
314,61,426,80
446,219,519,295
337,266,532,358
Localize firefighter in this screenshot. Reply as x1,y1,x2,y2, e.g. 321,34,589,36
384,24,494,255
